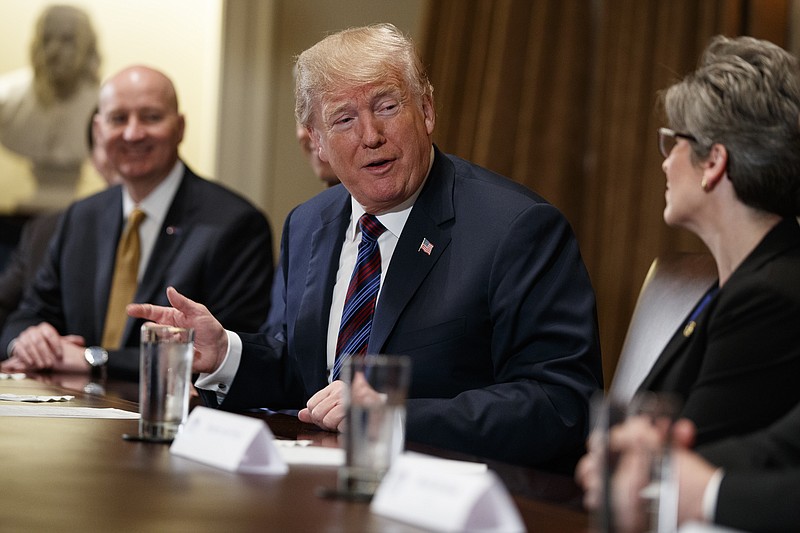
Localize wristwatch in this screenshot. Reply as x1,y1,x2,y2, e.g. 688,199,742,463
84,346,109,375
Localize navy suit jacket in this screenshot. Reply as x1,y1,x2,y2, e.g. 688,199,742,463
637,218,800,446
1,165,274,379
220,147,603,469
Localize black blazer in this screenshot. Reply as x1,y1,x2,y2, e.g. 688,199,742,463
715,470,800,532
637,218,800,446
0,211,61,331
697,399,800,532
1,165,274,379
220,146,603,469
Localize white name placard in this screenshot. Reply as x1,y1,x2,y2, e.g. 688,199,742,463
170,406,288,475
371,451,525,532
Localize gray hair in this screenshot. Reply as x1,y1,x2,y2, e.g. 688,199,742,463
662,35,800,217
294,23,433,128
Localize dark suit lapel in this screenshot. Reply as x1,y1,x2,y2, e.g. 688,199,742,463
293,194,351,388
95,188,124,338
637,307,706,391
369,149,455,352
640,219,800,391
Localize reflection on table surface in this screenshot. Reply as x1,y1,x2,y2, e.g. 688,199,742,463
0,372,590,532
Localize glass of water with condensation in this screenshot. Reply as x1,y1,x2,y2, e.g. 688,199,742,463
338,354,411,498
137,324,194,442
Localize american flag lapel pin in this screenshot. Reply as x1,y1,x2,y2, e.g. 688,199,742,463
418,238,433,255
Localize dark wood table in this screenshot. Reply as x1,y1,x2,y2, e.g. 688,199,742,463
0,375,590,532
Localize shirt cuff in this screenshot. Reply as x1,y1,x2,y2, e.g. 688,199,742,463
194,330,242,398
701,468,725,523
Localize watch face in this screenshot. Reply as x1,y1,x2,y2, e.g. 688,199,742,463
85,347,109,367
83,382,106,395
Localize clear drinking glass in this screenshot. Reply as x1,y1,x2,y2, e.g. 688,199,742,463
590,392,680,533
136,324,194,442
337,354,412,498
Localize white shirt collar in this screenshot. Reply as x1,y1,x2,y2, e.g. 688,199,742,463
121,160,184,225
346,146,434,241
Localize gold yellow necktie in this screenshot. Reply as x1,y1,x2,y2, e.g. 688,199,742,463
101,208,146,349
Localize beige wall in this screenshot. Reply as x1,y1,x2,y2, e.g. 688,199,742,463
0,0,222,212
0,0,429,257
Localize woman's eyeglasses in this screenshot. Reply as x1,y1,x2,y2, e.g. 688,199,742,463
658,127,697,158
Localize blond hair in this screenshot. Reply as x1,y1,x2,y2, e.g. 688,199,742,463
294,23,433,128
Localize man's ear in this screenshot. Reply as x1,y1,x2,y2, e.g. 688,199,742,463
422,95,435,135
92,113,103,145
309,127,329,163
176,114,186,145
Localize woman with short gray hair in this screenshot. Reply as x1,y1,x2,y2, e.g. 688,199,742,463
643,34,800,446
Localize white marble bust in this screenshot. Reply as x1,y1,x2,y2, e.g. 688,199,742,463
0,5,100,210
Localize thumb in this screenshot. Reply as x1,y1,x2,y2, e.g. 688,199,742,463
672,418,696,449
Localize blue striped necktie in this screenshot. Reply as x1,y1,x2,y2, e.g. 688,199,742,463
332,214,386,380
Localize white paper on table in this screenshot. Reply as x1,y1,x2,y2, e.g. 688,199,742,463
0,373,26,380
394,450,489,474
0,405,139,418
371,451,525,533
0,393,74,402
273,440,344,466
679,522,746,533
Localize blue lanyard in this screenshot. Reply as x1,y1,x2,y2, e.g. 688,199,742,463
683,286,719,337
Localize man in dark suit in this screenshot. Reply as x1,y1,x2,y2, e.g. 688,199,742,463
0,66,273,380
129,24,602,468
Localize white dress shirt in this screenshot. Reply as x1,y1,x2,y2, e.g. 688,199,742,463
702,468,725,523
121,160,184,278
